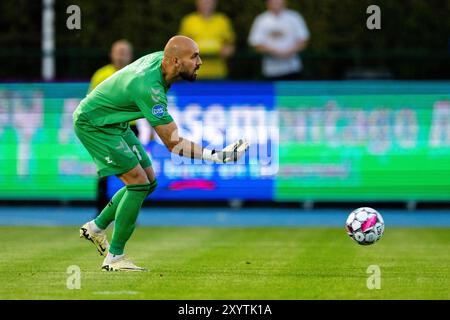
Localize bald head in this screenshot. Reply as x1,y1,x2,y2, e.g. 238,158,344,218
162,36,202,82
164,35,198,59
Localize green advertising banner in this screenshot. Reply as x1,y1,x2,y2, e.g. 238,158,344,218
275,82,450,201
0,83,96,200
0,82,449,201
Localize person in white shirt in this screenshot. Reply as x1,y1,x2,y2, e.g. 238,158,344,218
248,0,310,80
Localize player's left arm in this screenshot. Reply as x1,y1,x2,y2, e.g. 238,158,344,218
130,81,248,163
154,121,248,163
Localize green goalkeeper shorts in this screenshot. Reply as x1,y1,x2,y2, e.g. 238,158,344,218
74,120,152,178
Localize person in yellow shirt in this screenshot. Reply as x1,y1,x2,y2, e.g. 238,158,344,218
89,39,135,216
88,39,133,92
178,0,235,79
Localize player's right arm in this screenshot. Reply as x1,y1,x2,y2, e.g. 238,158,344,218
154,121,248,163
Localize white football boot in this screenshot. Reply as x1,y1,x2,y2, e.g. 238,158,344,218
79,221,109,256
101,254,147,272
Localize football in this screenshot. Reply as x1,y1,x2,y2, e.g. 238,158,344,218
345,207,385,245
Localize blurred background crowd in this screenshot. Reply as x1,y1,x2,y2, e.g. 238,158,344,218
1,0,449,81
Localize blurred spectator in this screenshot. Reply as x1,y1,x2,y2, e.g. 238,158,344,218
179,0,235,79
88,39,133,92
248,0,310,80
88,39,135,216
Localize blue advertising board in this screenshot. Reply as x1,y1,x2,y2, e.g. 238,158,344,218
107,82,278,200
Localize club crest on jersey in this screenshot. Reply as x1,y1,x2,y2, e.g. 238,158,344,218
152,104,166,118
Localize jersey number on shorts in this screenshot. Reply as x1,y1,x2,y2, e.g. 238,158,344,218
132,145,143,161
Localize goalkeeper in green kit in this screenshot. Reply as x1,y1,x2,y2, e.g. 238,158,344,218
73,36,249,271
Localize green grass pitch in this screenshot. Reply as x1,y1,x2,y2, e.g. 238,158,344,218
0,226,448,299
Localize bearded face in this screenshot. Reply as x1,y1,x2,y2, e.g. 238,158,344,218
179,64,200,82
177,50,201,82
165,37,202,83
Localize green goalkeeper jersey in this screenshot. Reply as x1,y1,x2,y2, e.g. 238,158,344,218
73,51,173,133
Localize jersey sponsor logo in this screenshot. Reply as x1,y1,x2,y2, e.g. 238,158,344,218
152,104,166,118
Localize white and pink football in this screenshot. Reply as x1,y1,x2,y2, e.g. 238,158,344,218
345,207,385,245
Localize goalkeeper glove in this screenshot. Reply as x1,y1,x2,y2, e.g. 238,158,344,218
202,139,249,163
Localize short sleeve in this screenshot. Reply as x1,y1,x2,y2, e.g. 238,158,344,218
221,15,236,44
248,15,265,46
130,82,173,127
292,12,310,41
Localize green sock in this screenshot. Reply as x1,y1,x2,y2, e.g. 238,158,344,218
94,186,126,230
109,183,151,255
